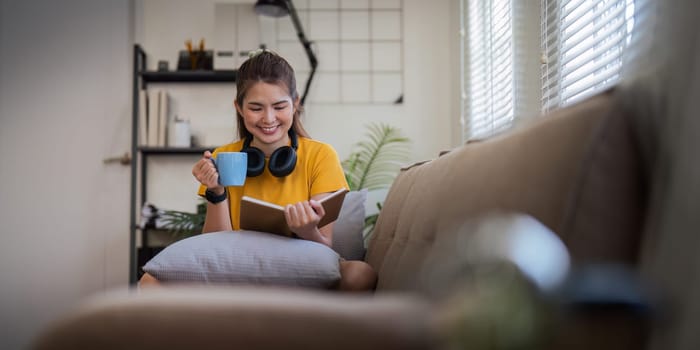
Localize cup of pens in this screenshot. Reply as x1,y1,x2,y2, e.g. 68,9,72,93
177,38,213,70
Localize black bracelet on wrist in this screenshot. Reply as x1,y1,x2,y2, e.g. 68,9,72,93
204,188,227,204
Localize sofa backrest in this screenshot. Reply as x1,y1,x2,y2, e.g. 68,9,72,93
366,91,647,292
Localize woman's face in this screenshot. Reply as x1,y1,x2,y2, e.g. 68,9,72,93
236,81,297,154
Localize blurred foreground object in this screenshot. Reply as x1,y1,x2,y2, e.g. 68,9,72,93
426,214,652,350
549,264,654,350
426,213,570,350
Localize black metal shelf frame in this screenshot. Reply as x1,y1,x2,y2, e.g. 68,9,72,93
129,45,146,284
139,146,214,155
140,70,237,84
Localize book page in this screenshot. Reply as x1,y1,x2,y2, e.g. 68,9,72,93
239,188,348,236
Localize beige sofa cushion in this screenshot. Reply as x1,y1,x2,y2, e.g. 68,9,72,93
34,287,435,350
367,91,645,292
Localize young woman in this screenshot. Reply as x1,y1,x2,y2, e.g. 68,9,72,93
140,50,377,291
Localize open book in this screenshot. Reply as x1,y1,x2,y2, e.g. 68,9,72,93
239,188,349,236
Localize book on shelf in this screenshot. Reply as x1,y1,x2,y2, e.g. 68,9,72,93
142,89,170,147
157,90,168,147
239,188,349,237
138,90,148,146
146,89,160,147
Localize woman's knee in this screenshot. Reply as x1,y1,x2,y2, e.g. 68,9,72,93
339,261,377,292
138,272,161,288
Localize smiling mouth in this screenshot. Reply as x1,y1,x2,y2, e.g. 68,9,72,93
260,125,279,134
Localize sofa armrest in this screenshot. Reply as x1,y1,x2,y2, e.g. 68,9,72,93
33,286,435,350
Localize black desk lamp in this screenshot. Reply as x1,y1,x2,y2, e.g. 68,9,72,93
254,0,318,106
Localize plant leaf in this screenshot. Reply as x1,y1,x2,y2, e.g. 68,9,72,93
342,122,410,191
160,199,207,239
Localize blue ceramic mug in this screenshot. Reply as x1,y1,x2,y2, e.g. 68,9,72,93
212,152,247,186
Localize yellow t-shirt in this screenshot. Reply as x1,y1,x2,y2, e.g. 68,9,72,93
198,137,349,231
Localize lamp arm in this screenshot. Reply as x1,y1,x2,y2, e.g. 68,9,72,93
284,0,317,105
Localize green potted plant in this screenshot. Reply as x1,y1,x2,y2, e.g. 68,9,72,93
342,122,410,240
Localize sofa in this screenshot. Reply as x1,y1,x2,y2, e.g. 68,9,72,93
33,90,652,350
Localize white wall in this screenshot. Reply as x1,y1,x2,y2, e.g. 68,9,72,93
0,1,133,349
137,0,460,214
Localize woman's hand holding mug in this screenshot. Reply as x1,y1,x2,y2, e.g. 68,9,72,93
192,151,223,194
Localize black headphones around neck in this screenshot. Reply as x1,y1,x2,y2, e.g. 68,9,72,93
241,129,298,177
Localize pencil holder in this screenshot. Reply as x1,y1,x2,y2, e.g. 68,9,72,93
177,50,213,70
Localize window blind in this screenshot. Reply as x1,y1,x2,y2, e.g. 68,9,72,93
541,0,636,112
462,0,514,140
461,0,541,142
